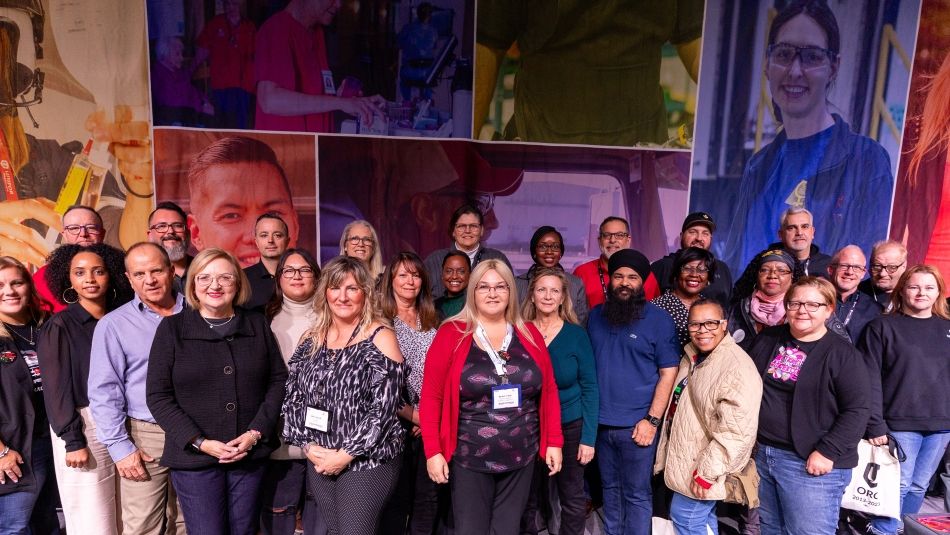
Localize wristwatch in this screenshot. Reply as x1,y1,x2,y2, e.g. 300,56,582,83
190,437,205,452
643,414,661,428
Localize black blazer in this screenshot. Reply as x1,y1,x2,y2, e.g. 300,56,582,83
0,337,43,495
146,308,288,469
748,325,870,469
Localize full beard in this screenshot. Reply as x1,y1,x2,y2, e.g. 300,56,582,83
163,238,188,262
604,285,646,326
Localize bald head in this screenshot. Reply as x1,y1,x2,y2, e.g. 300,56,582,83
828,245,866,297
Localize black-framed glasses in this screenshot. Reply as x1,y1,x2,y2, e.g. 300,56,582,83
454,223,481,233
148,222,185,234
195,273,237,288
536,243,562,253
831,263,866,274
767,43,836,69
280,267,315,279
599,231,629,241
346,236,375,246
63,224,103,236
870,262,905,275
786,301,827,312
687,319,726,332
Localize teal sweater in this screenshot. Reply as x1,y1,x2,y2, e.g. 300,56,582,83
547,322,599,446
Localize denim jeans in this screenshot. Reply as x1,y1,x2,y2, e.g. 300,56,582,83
868,431,950,535
755,444,851,535
0,437,60,535
670,491,719,535
597,425,656,535
171,460,267,535
259,459,326,535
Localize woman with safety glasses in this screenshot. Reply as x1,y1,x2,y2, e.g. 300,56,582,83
721,0,893,272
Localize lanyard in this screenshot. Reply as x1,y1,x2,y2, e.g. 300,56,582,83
597,261,609,300
0,128,18,201
841,292,859,326
474,322,513,378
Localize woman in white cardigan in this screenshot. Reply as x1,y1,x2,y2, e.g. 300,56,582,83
655,299,762,535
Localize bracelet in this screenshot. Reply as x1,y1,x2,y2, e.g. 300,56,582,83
247,429,261,446
0,446,9,459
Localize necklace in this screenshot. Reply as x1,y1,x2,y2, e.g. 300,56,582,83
202,315,235,329
536,318,563,340
4,323,34,346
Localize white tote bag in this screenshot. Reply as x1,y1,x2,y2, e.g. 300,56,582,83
841,439,902,519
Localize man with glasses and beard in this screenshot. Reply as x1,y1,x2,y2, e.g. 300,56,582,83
587,249,679,535
146,201,193,294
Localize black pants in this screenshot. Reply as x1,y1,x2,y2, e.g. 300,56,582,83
260,459,326,535
379,435,445,535
521,419,587,535
306,456,401,535
451,460,535,535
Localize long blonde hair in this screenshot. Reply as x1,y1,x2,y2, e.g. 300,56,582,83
446,259,536,347
301,256,388,351
907,52,950,185
521,267,579,325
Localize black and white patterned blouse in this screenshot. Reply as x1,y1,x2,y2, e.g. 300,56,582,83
652,290,701,348
282,327,405,472
393,317,437,407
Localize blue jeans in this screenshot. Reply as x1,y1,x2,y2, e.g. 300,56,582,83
670,491,719,535
756,444,850,535
869,431,950,534
171,460,266,535
597,425,656,535
0,438,59,535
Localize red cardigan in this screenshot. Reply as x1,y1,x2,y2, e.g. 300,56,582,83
420,320,564,462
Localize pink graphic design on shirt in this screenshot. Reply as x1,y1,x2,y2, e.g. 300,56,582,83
766,345,808,383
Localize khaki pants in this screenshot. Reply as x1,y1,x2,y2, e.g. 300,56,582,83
50,407,120,535
121,418,187,535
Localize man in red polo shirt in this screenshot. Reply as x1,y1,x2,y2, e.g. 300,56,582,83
195,0,256,129
573,216,659,307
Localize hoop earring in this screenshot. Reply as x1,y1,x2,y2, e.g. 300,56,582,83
111,287,118,301
62,287,79,304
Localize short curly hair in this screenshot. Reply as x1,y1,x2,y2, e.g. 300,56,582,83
45,244,133,310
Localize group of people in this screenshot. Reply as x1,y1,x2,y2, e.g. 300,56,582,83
0,195,946,535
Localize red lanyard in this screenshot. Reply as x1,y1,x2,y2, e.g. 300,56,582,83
0,127,18,201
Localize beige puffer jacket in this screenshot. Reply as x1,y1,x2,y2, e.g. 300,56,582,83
654,333,762,500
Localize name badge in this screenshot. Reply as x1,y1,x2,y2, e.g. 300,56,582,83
492,384,522,410
305,406,330,433
321,70,337,95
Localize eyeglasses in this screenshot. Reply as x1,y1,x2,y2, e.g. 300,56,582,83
758,267,792,277
195,273,237,288
536,243,562,253
832,263,866,274
63,224,103,236
281,267,315,279
680,266,709,275
346,236,375,246
870,263,905,275
786,301,827,312
475,283,509,295
767,43,836,69
599,231,629,241
148,222,185,234
687,319,726,332
454,223,481,233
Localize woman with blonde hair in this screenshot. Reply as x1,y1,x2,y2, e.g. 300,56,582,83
420,259,563,534
339,220,384,283
862,264,950,535
282,256,405,534
147,248,288,534
520,267,598,535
